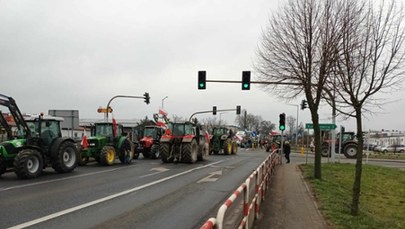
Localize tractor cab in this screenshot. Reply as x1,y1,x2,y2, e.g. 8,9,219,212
24,114,64,150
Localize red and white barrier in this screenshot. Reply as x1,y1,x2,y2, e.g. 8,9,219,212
200,150,280,229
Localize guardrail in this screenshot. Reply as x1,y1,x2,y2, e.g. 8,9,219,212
200,150,280,229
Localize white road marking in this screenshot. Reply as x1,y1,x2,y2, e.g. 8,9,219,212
0,167,127,192
7,160,226,229
197,170,223,183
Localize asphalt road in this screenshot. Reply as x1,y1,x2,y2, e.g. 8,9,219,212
0,149,270,229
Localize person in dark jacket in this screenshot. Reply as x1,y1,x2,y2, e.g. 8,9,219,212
284,141,291,163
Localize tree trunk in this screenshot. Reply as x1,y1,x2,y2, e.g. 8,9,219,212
311,110,322,179
351,107,364,215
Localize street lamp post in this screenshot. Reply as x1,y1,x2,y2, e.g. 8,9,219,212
161,96,168,109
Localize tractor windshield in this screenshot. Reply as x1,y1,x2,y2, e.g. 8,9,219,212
143,127,157,139
214,128,225,135
170,123,193,136
95,124,113,137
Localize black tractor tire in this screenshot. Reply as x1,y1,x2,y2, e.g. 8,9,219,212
343,143,358,159
150,144,160,159
14,149,43,179
160,143,171,163
198,142,209,161
182,140,198,163
118,139,134,164
52,141,79,173
100,146,116,166
321,146,330,157
0,156,7,176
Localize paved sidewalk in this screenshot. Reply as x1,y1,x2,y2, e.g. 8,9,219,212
253,162,328,229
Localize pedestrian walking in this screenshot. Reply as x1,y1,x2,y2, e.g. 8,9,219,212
284,141,291,163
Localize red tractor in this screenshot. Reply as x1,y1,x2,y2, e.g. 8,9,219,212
159,121,209,163
138,125,165,159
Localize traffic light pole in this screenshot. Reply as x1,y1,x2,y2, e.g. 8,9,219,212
105,95,147,121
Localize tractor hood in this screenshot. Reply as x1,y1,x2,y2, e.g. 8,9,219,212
1,139,26,148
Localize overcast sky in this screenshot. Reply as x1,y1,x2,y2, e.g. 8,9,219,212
1,0,405,132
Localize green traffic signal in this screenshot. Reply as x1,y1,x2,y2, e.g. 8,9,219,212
198,71,206,90
242,71,250,90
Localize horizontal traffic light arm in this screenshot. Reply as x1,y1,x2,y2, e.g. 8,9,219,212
188,108,238,122
205,79,302,86
106,94,150,120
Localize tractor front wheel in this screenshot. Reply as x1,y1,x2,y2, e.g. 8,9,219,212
100,146,116,166
52,141,79,173
150,144,160,159
14,149,43,179
160,143,171,163
119,139,134,164
0,156,7,176
321,147,330,157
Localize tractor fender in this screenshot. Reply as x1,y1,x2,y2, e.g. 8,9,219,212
160,135,172,143
182,135,195,143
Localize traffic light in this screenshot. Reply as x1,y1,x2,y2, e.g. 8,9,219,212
198,71,206,90
213,106,217,115
279,113,286,131
144,92,150,104
236,105,241,115
242,71,251,90
300,100,308,110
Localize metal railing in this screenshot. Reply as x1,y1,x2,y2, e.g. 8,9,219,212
200,150,280,229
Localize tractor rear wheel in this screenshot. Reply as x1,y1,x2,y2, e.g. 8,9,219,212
160,143,171,163
52,141,79,173
232,142,238,154
223,140,232,155
14,149,43,179
343,143,358,159
100,146,116,166
182,140,198,163
119,139,134,164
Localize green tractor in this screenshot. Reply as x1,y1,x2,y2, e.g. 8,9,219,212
80,122,134,166
209,126,238,155
0,94,79,179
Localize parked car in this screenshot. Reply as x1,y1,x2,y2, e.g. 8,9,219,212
379,144,405,153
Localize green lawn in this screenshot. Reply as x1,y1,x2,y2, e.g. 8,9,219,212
300,163,405,229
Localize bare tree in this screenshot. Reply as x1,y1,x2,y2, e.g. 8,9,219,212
255,0,342,178
234,110,261,131
259,120,276,136
331,0,405,215
286,115,296,136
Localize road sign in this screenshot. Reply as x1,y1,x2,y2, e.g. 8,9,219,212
97,107,113,113
305,123,337,130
